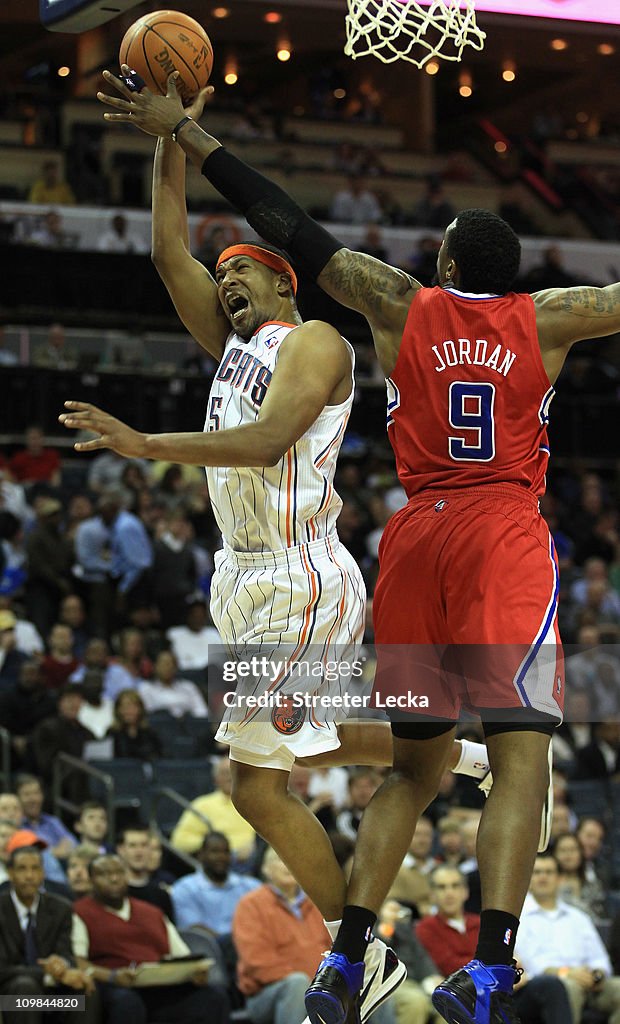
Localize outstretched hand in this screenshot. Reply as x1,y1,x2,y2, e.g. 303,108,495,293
59,401,147,458
97,66,213,137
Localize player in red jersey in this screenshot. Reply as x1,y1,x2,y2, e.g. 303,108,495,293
93,80,620,1024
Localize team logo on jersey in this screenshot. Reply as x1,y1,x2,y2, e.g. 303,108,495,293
271,697,305,735
434,499,448,512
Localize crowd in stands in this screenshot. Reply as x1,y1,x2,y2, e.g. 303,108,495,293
0,407,618,1021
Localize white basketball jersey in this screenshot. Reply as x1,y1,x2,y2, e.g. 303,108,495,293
205,321,354,552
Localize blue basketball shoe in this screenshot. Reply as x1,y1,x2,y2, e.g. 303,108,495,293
304,953,364,1024
432,960,522,1024
302,937,406,1024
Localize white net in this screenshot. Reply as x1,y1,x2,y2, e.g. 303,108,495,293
345,0,486,68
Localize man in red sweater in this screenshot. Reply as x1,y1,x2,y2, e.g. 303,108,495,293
73,854,229,1024
417,866,574,1024
416,866,478,977
233,848,330,1024
234,849,394,1024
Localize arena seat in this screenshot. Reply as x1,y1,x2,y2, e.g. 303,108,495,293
151,758,213,801
568,779,610,823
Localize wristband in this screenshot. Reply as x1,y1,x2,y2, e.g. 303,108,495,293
172,116,193,142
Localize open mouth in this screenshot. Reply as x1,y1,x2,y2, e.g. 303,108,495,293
227,294,250,320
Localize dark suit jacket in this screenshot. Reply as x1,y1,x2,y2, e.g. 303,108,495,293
0,891,73,983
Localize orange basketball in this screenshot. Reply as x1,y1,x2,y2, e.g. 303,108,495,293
119,10,214,103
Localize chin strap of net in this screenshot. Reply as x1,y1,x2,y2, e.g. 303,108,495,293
345,0,486,67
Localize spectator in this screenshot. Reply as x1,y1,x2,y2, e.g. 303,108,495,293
9,426,61,489
76,669,114,738
387,818,434,918
70,639,117,701
232,848,330,1024
139,650,208,719
0,609,28,688
31,323,77,370
73,854,229,1024
553,831,607,922
64,493,94,544
74,511,114,639
573,720,620,779
416,867,479,977
517,852,620,1024
87,453,141,495
436,817,464,867
0,470,31,525
0,659,56,768
0,818,16,883
96,213,148,254
74,802,110,853
28,160,76,205
335,768,382,842
99,490,154,623
418,864,573,1024
24,497,73,638
106,689,162,761
152,511,197,628
329,176,382,225
0,600,44,659
403,235,441,287
108,627,152,694
16,775,76,859
116,826,174,919
66,844,97,899
170,757,256,862
375,899,442,1024
30,688,94,804
167,596,223,673
0,797,66,884
576,816,609,887
357,224,389,261
58,594,89,661
0,512,28,600
40,624,79,691
0,844,94,1024
520,245,581,291
412,181,456,230
145,834,175,886
171,832,260,934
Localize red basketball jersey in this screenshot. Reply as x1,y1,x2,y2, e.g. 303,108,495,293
387,286,553,498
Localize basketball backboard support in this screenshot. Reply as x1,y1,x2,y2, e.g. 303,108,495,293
40,0,142,32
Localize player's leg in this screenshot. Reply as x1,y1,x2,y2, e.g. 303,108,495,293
304,724,456,1024
296,720,490,782
230,758,346,920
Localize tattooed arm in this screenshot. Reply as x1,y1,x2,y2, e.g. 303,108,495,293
533,284,620,383
318,250,422,375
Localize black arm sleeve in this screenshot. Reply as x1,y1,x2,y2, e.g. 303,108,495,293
201,147,344,280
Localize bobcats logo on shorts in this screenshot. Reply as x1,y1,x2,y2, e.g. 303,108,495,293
272,697,305,735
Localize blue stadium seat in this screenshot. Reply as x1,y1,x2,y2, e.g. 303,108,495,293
568,779,610,823
151,758,213,801
88,758,151,805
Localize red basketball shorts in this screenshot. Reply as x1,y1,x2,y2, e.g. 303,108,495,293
373,484,564,723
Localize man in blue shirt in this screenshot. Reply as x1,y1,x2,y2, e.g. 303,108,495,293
171,832,260,936
16,775,76,860
98,490,153,620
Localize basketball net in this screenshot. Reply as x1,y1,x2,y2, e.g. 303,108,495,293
345,0,486,68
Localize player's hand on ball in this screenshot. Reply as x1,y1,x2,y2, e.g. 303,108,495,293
97,68,212,137
59,401,147,458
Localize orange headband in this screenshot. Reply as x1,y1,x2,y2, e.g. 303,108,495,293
216,244,298,295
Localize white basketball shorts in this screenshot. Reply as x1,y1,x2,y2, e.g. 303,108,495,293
211,531,366,771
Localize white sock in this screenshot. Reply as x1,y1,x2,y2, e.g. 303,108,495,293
452,739,489,779
324,919,342,942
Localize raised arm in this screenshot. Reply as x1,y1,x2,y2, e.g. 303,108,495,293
100,71,228,359
97,70,419,347
533,283,620,382
59,320,351,468
151,135,229,359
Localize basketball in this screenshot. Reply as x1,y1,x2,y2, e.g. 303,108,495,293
119,10,214,103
